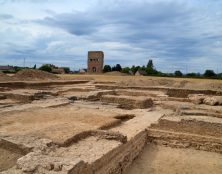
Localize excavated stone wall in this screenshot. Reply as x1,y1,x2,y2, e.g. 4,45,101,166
151,118,222,138
101,95,153,109
95,84,222,98
147,129,222,153
93,131,147,174
0,80,89,88
0,131,147,174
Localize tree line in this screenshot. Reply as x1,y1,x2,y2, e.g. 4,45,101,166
3,60,221,79
103,59,222,79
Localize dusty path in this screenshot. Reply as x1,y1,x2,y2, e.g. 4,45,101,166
126,144,222,174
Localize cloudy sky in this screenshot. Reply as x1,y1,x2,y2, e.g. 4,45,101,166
0,0,222,72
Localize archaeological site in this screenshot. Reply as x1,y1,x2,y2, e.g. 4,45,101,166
1,0,222,173
0,70,222,174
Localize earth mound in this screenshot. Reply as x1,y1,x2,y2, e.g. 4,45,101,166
14,69,59,81
0,72,13,81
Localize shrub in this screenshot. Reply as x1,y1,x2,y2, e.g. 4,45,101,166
174,70,183,77
103,65,112,72
204,70,216,77
39,65,52,72
122,67,131,74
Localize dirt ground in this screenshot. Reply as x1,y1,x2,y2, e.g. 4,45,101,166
0,106,120,145
0,148,22,172
126,143,222,174
0,74,222,173
60,74,222,91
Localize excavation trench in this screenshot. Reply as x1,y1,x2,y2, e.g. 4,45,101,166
0,80,89,88
0,138,31,172
52,111,222,174
49,127,222,174
95,84,222,98
1,113,222,173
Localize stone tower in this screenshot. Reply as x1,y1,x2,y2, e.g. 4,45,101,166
87,51,104,73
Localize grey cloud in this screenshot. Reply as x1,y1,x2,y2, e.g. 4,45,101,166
37,1,191,37
0,0,51,4
37,13,103,35
1,0,222,73
35,0,199,63
0,14,13,20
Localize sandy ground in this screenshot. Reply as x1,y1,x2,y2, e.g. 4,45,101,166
0,148,22,172
126,144,222,174
0,76,222,173
0,105,119,144
60,74,222,91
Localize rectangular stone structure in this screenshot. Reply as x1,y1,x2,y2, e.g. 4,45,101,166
101,95,153,109
87,51,104,73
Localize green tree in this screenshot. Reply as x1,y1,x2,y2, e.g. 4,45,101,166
146,67,158,75
218,73,222,79
186,73,199,78
122,67,130,74
174,70,183,77
146,59,158,75
33,64,36,69
14,66,22,73
39,64,52,72
63,67,70,73
147,59,154,69
131,65,140,74
140,65,146,71
111,66,116,71
203,70,216,77
115,64,122,71
112,64,122,72
103,65,112,72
